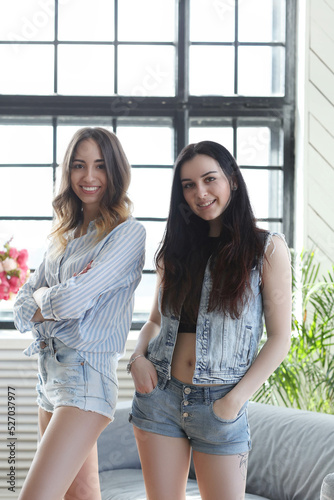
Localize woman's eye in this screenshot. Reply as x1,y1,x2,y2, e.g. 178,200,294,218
205,176,215,182
182,183,193,189
97,163,106,169
71,163,83,169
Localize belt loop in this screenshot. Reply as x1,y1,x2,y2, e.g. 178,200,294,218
204,387,210,404
49,337,55,355
158,375,167,390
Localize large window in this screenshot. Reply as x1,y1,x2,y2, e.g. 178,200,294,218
0,0,295,327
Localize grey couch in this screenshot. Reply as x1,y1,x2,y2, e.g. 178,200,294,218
97,400,334,500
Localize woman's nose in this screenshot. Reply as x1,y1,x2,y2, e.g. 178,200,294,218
196,183,207,197
83,166,95,181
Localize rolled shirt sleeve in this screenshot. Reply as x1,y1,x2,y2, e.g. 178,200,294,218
13,256,48,332
40,220,146,321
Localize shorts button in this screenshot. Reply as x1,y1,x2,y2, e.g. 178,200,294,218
183,401,189,406
183,412,189,418
184,387,191,395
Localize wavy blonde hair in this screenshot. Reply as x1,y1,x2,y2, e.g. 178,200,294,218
49,127,132,256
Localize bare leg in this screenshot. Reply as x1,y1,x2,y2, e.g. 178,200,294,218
64,444,101,500
133,427,191,500
193,450,248,500
18,406,110,500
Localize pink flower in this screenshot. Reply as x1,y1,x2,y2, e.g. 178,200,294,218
17,249,29,267
9,276,20,294
2,258,17,272
0,283,10,300
0,271,8,284
9,247,19,259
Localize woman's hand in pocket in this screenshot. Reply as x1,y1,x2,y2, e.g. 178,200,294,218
131,356,158,394
213,392,242,421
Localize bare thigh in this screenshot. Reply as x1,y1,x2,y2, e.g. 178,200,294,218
18,406,110,500
133,427,191,500
193,450,248,500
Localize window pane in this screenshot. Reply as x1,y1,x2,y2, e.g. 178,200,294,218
0,167,53,217
118,46,175,97
0,0,55,42
238,46,285,96
57,45,114,95
237,124,283,166
242,169,283,219
140,221,167,270
257,220,283,233
190,0,235,42
239,0,286,43
134,273,156,315
0,220,52,270
58,0,114,41
189,46,234,95
0,125,53,164
189,126,233,151
129,169,173,219
118,0,175,42
0,45,54,94
116,125,174,165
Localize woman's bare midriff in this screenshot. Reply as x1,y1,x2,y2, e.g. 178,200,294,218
171,332,197,384
171,332,220,386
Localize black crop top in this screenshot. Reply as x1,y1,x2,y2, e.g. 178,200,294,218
178,237,220,334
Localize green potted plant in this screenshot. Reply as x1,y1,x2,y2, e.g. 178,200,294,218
253,250,334,414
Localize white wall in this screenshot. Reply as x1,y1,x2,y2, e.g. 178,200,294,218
295,0,334,275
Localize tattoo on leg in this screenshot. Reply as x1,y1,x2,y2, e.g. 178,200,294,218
238,453,248,480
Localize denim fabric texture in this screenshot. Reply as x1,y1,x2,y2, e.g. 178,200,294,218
147,232,288,385
36,338,118,420
130,376,251,455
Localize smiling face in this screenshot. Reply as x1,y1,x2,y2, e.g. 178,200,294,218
180,154,232,236
70,138,108,217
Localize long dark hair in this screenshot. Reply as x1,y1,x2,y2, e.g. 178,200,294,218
155,141,267,319
50,127,132,255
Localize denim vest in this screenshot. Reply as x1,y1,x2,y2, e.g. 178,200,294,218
147,232,282,386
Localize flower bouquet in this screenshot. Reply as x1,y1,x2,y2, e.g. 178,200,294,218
0,239,29,300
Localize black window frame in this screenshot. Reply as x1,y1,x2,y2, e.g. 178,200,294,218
0,0,296,329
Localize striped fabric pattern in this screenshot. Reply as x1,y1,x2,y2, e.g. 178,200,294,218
13,217,146,384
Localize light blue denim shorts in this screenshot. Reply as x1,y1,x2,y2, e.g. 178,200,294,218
130,376,251,455
36,338,117,421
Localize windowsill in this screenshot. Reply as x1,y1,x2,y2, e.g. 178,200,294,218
0,329,141,341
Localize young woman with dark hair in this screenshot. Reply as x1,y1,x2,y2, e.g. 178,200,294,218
129,141,291,500
14,127,146,500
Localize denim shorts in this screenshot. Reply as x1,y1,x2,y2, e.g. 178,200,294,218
130,376,251,455
36,338,117,421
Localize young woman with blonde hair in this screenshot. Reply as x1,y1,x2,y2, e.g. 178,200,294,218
14,127,145,500
129,140,291,500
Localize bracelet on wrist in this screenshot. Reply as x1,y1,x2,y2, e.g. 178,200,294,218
126,354,145,374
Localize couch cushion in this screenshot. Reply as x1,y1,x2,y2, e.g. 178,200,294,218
97,403,141,473
100,469,269,500
247,402,334,500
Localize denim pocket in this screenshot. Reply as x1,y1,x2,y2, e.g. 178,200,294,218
135,383,159,398
53,345,85,367
211,400,248,424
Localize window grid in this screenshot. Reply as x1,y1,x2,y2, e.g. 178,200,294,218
0,0,296,329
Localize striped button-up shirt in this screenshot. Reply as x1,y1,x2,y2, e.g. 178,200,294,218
13,217,146,385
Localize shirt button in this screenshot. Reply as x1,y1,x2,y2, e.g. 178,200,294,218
184,387,191,395
183,412,189,418
183,401,189,406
